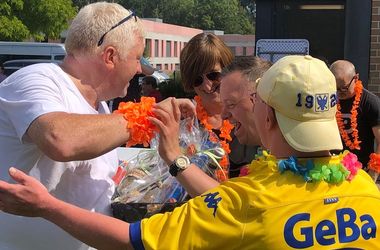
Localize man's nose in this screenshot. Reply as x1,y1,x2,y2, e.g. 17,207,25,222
221,107,230,120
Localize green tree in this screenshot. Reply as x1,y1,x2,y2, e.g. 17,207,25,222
117,0,162,18
239,0,256,31
240,0,256,16
0,0,77,42
71,0,98,10
20,0,77,41
0,1,29,41
192,0,254,34
118,0,254,34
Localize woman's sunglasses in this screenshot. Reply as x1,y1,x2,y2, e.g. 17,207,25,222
193,71,222,87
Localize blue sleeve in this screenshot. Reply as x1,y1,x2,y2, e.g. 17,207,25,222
129,221,145,250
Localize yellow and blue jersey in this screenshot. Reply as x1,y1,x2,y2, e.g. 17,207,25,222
129,158,380,249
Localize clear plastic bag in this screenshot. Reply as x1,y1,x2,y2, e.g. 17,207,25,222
112,118,229,221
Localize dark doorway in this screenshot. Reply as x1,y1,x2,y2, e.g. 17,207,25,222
273,1,345,65
256,0,371,85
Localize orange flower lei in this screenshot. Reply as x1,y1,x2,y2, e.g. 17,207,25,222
194,95,234,181
336,80,363,150
368,153,380,173
114,97,157,147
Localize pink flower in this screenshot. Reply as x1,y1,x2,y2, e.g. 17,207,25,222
341,152,362,180
239,166,250,177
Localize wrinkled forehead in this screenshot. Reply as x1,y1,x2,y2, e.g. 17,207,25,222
221,72,249,96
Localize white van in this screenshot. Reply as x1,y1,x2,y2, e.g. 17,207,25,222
0,42,66,65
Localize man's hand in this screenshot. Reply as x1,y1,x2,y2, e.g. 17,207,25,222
0,167,53,217
156,97,196,119
149,98,183,165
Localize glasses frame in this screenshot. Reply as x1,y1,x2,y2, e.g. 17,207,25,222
97,11,137,47
337,75,355,93
193,71,222,87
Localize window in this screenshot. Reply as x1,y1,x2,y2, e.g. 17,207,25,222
145,39,151,57
229,46,236,55
0,54,51,64
156,64,162,70
161,40,165,57
154,40,159,57
166,41,171,57
174,41,178,57
243,47,247,56
54,55,65,60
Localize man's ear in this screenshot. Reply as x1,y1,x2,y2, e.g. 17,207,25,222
249,92,255,110
102,46,118,69
265,105,277,130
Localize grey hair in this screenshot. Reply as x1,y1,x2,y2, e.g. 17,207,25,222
65,2,144,57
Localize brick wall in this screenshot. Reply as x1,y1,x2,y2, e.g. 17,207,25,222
369,0,380,96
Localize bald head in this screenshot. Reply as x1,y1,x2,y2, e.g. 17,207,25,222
330,60,358,99
330,60,356,79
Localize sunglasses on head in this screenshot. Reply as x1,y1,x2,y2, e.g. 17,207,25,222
97,11,137,47
193,71,222,87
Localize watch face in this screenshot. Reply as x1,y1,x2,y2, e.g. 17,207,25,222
176,156,189,169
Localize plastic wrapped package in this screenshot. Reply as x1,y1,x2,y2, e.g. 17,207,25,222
112,118,228,222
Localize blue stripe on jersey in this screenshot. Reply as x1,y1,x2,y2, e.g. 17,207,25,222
130,221,144,250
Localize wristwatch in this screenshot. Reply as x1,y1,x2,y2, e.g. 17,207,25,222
169,155,190,177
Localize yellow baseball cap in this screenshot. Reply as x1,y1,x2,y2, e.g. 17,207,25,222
257,55,343,152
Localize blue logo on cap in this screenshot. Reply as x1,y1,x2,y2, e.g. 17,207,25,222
315,93,329,112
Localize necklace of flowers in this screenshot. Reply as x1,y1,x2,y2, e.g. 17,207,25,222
368,153,380,173
194,95,234,180
336,80,363,150
245,150,362,183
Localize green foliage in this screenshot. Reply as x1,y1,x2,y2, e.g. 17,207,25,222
193,0,254,34
0,1,29,41
159,70,194,99
20,0,77,41
0,0,255,41
0,0,77,41
71,0,98,10
118,0,254,34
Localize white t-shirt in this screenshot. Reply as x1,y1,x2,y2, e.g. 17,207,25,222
0,63,118,250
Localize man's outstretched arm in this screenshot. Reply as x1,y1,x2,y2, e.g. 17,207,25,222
0,168,133,250
26,97,196,162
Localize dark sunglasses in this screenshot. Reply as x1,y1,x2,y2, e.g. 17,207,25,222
193,71,222,87
97,11,137,47
337,76,355,92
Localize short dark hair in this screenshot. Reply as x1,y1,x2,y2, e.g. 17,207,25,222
142,75,157,88
222,56,272,85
